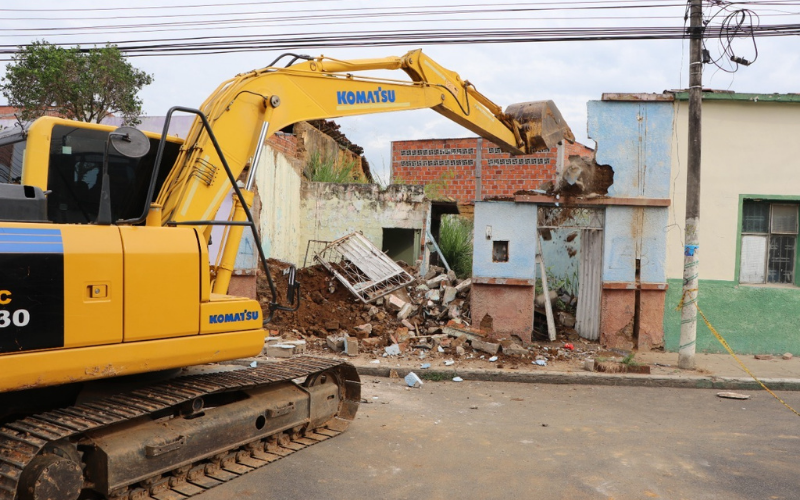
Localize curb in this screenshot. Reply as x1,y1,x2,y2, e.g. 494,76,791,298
353,365,800,391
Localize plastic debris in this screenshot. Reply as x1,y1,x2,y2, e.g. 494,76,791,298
452,376,463,382
489,356,498,362
437,346,445,353
564,343,574,351
444,360,455,366
405,372,423,388
534,359,547,366
249,360,258,368
370,359,381,364
421,363,431,369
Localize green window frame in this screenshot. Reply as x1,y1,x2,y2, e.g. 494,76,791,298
736,196,800,286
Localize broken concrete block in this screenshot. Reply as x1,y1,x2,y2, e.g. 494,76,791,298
344,337,359,357
447,269,457,283
375,311,387,321
416,284,430,292
326,335,345,352
385,344,401,356
426,275,449,289
442,286,458,306
401,319,416,331
783,353,793,360
405,372,423,388
456,346,466,356
396,327,412,343
502,343,528,357
367,306,380,317
425,289,442,302
535,290,558,307
265,344,296,358
397,303,415,320
447,304,461,319
324,320,340,331
754,354,774,360
557,311,576,328
424,265,444,281
584,358,595,371
454,278,472,293
386,294,407,312
472,338,500,356
361,337,382,349
355,323,373,338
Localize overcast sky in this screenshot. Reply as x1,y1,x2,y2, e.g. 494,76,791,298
1,0,798,182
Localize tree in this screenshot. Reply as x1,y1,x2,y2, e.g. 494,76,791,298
1,40,153,125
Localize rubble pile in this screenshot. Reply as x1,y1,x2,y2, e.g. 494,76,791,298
258,260,595,365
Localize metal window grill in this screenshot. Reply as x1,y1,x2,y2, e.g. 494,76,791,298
304,232,414,303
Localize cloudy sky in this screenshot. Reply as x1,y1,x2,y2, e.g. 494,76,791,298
1,0,798,182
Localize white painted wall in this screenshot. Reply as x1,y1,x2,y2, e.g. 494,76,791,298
255,146,303,265
667,99,800,281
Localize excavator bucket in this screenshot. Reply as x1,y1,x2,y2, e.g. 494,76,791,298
505,100,575,152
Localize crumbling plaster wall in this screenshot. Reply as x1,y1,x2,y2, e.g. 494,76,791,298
254,142,304,265
588,99,673,350
299,183,427,261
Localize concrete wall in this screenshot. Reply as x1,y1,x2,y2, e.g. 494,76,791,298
663,97,800,354
299,183,427,259
254,143,304,265
472,201,538,280
588,99,673,350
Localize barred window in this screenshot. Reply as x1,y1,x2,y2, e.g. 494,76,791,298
739,200,797,285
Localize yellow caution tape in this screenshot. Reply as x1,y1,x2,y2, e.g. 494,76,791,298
678,289,800,418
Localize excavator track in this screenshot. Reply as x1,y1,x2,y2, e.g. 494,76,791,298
0,356,360,500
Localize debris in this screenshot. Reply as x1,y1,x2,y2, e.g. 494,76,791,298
456,346,465,356
446,269,457,282
438,346,445,353
489,356,498,362
401,319,416,331
583,358,595,371
754,354,774,361
443,325,486,343
442,286,458,306
470,405,478,410
564,343,574,351
783,353,793,360
405,372,423,388
250,361,258,367
384,344,401,356
534,360,547,366
454,278,472,293
444,360,455,366
425,289,442,302
326,334,345,352
397,303,415,320
421,363,431,369
386,293,408,312
370,359,381,364
502,343,528,357
344,336,359,357
324,320,340,331
717,392,751,400
389,369,399,378
361,337,382,349
452,376,463,382
557,311,576,328
426,275,449,289
264,344,297,358
472,338,500,356
354,323,373,337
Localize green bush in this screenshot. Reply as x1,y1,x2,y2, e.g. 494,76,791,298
438,215,473,278
305,152,364,183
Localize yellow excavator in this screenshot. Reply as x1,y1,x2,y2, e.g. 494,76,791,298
0,49,572,499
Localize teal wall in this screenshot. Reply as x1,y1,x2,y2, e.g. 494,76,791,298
664,279,800,355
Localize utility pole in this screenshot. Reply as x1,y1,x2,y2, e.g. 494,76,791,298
678,0,703,370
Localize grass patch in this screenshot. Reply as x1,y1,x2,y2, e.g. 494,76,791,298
419,371,452,381
438,215,473,278
305,152,365,183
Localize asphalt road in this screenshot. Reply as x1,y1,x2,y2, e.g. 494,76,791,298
196,376,800,500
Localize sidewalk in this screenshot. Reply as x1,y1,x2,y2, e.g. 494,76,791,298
343,350,800,391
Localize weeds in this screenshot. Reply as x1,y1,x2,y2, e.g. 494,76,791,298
439,215,473,278
305,152,365,183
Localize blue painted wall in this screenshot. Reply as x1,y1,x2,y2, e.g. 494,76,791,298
473,201,538,280
587,101,673,199
588,100,673,283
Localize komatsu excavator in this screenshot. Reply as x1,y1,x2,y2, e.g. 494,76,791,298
0,49,572,500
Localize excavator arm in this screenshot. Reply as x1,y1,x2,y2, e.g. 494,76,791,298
156,48,573,228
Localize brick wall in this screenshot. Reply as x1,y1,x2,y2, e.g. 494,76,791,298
391,137,594,203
